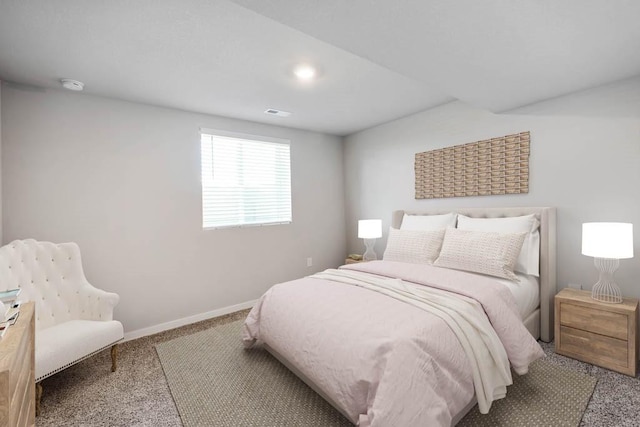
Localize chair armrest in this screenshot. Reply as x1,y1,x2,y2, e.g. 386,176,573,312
78,283,120,321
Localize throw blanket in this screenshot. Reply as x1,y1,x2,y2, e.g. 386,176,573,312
311,269,511,414
244,261,544,426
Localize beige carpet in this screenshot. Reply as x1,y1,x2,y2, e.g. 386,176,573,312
156,320,597,427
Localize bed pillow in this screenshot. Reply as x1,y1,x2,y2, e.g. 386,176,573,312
434,228,527,280
456,214,540,277
400,212,457,231
383,228,445,264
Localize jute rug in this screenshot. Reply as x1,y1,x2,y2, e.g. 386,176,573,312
156,320,597,427
458,359,597,426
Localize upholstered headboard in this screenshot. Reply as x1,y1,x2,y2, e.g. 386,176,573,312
392,207,557,342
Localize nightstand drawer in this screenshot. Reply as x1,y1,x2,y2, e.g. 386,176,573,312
560,302,628,340
559,325,629,369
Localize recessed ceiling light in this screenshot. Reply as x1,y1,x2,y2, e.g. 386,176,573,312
293,64,317,81
60,79,84,91
265,108,292,117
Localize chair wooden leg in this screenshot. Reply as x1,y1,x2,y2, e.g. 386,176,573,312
35,382,43,417
111,344,118,372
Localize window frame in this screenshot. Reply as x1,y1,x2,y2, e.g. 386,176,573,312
200,127,292,230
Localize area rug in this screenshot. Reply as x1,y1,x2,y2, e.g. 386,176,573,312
156,320,597,427
458,358,597,426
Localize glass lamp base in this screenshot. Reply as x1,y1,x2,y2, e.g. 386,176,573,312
362,238,378,261
591,257,623,304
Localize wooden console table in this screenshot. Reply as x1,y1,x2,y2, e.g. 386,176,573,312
0,302,35,426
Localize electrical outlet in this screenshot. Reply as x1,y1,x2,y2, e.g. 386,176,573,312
306,257,313,267
568,283,582,290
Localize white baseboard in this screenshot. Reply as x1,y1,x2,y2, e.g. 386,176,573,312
123,299,257,342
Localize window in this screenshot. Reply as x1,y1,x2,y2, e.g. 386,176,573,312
200,129,292,229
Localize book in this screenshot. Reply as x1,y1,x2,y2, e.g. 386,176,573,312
0,288,21,304
0,303,20,339
4,305,19,323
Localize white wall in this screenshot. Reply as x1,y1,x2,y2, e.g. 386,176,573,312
344,77,640,300
1,87,346,333
0,82,2,243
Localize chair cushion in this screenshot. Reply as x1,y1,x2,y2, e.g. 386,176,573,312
36,319,124,381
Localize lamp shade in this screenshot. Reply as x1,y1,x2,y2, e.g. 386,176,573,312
582,222,634,259
358,219,382,239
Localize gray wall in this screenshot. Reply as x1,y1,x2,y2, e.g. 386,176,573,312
1,87,346,333
344,77,640,300
0,82,2,243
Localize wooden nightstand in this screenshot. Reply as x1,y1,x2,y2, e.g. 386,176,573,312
345,258,364,265
555,288,638,376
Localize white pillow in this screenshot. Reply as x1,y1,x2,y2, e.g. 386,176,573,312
400,213,457,231
456,214,540,277
383,228,445,265
434,228,527,281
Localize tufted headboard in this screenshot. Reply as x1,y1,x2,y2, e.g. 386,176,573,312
392,207,557,342
0,239,113,330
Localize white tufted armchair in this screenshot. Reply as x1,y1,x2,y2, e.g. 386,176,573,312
0,239,124,415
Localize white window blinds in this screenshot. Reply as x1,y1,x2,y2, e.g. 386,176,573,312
201,130,292,229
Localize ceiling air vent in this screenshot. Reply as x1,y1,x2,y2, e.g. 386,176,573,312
264,108,291,117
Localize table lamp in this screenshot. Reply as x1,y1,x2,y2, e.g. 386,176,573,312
358,219,382,261
582,222,634,303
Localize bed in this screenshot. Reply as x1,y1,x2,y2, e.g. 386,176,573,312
243,207,557,426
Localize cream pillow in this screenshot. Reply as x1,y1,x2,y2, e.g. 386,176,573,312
456,214,540,277
400,212,457,231
434,228,527,280
383,228,445,264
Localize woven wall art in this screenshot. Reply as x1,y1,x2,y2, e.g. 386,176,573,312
415,131,530,199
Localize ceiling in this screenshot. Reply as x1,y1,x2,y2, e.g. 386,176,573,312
0,0,639,136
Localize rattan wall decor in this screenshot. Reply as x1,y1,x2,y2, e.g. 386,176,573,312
415,131,530,199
